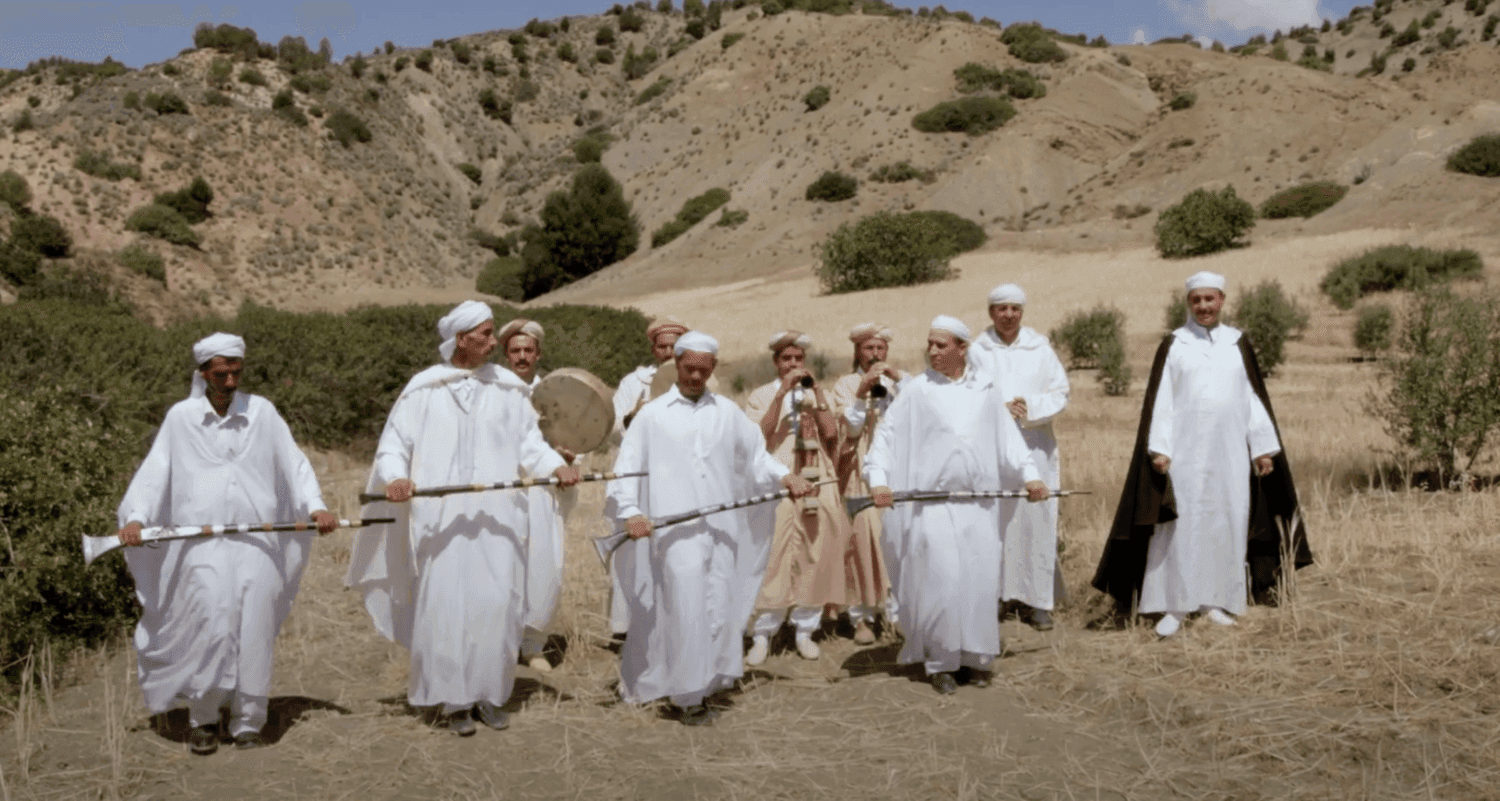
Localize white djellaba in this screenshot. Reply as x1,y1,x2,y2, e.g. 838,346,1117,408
1142,273,1281,627
116,333,328,738
605,331,789,709
346,302,567,717
865,317,1042,676
967,286,1071,612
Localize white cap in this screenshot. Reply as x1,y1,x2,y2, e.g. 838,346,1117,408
674,330,720,356
929,314,973,343
987,283,1026,306
190,332,246,398
1185,271,1227,293
437,300,495,363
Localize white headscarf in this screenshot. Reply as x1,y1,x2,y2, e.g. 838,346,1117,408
929,314,973,343
437,300,495,363
189,332,245,398
674,330,720,356
1185,271,1227,293
987,283,1027,306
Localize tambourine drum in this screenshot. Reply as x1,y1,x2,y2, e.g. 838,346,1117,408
649,361,721,400
531,368,615,454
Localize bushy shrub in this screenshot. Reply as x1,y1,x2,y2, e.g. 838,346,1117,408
1321,245,1484,309
1153,185,1255,258
123,91,140,109
515,79,540,102
0,241,42,286
145,91,189,114
203,90,232,107
12,109,34,133
10,214,72,258
1355,303,1393,355
327,109,373,147
1392,19,1421,46
519,163,640,299
1447,134,1500,177
239,67,267,86
952,63,1046,98
349,55,367,78
717,208,749,227
597,24,617,45
805,171,858,201
1050,305,1126,370
1168,91,1196,111
476,255,525,300
414,50,433,72
1098,325,1132,395
153,176,214,224
804,85,830,111
118,242,165,281
194,22,262,58
651,187,730,246
1369,288,1500,479
620,7,646,31
634,77,671,104
479,88,513,123
125,204,201,247
1001,23,1068,63
1259,180,1349,219
722,32,746,49
207,57,233,87
623,44,660,80
816,210,985,294
1231,279,1308,375
574,136,605,163
1162,292,1188,333
289,73,332,94
0,169,33,211
451,41,472,64
868,161,933,183
457,163,482,184
912,96,1016,135
558,42,577,63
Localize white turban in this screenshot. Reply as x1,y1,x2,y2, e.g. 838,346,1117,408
1185,271,1227,293
437,300,495,363
768,330,813,353
674,330,719,356
987,283,1027,305
190,332,245,398
929,314,972,343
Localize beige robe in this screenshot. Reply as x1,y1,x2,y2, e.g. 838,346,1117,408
830,370,906,611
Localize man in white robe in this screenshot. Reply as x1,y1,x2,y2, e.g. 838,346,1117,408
496,318,576,674
607,315,688,641
967,283,1071,631
829,323,908,645
346,301,580,736
116,333,336,755
866,316,1047,695
606,331,813,725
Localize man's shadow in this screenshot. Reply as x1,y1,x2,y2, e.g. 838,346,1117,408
148,696,351,745
376,676,575,723
839,643,925,684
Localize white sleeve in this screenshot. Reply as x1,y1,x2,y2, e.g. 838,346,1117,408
372,396,415,487
117,415,175,527
518,400,568,479
997,412,1043,486
1023,347,1071,429
863,395,902,489
1146,356,1176,461
267,408,328,515
744,416,790,492
1247,392,1281,460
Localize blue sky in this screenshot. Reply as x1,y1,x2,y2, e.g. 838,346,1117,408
0,1,1364,70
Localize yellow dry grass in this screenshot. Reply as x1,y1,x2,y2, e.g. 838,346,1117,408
4,294,1500,800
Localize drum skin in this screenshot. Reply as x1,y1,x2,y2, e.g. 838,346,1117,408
532,367,615,454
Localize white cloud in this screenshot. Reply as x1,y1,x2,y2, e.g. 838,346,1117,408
1132,28,1148,44
1196,35,1216,49
1179,0,1325,33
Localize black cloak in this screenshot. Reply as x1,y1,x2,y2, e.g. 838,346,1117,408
1090,332,1313,614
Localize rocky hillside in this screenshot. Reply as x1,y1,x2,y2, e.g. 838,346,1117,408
0,0,1497,316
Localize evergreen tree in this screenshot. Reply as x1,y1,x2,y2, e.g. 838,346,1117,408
520,164,639,299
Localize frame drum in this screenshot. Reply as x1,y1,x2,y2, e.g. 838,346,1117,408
531,368,615,454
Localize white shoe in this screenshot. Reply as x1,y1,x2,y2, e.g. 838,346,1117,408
794,632,821,660
527,655,553,673
1155,613,1183,639
1204,607,1237,627
746,635,769,666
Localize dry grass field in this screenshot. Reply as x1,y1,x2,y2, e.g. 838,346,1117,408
5,320,1500,800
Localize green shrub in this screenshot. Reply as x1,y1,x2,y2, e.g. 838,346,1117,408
394,56,409,72
597,25,617,46
620,7,646,31
651,187,730,246
1153,185,1255,258
194,22,262,58
525,18,557,38
207,57,233,86
414,50,433,72
1050,305,1126,370
723,32,746,49
1259,181,1348,219
1355,303,1394,355
515,79,540,102
804,85,831,111
816,210,985,294
558,42,577,63
1001,23,1068,63
289,73,331,94
0,241,42,286
1321,245,1484,309
868,161,933,183
1447,134,1500,177
457,163,482,184
0,169,33,211
574,136,605,163
327,109,373,147
1163,292,1188,333
634,77,671,105
349,55,367,78
952,63,1046,98
1368,287,1500,479
518,163,640,299
451,41,473,64
203,90,232,107
686,18,707,39
717,208,749,227
118,242,165,281
1168,91,1196,111
277,104,309,127
125,204,201,246
1232,279,1308,375
805,171,858,202
145,91,189,114
623,44,660,80
912,96,1016,135
239,67,267,86
123,91,141,109
153,176,214,224
479,88,513,123
476,255,525,300
9,214,73,258
13,109,35,132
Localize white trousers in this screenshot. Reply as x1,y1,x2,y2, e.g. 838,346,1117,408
186,688,266,737
752,606,821,638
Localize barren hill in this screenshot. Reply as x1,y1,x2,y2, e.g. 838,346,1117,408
0,0,1497,319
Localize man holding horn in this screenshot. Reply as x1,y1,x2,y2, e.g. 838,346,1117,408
866,316,1048,695
115,333,337,754
743,330,851,663
829,323,907,645
967,283,1071,631
496,318,577,674
606,331,813,725
346,301,580,736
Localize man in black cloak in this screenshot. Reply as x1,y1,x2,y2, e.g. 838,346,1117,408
1091,271,1312,636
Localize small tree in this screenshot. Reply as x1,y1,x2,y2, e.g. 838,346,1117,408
327,109,373,147
912,96,1016,135
574,137,604,163
1002,23,1068,63
1050,305,1126,369
125,204,202,247
1447,134,1500,177
1154,185,1255,258
153,176,214,224
816,211,983,294
476,256,525,300
805,171,858,201
9,214,73,259
519,164,640,299
1231,279,1308,375
0,169,31,212
1259,181,1348,219
804,85,830,111
1354,303,1393,357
